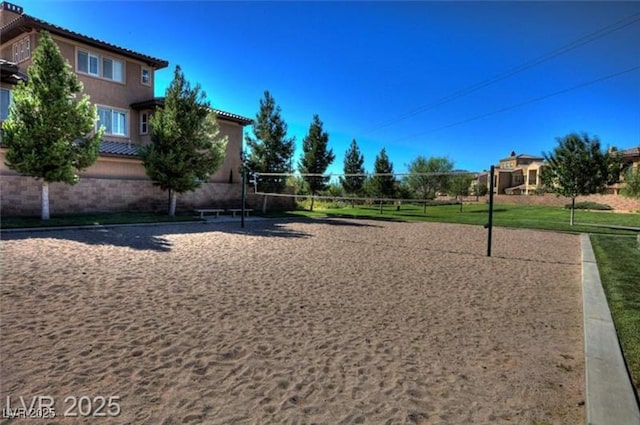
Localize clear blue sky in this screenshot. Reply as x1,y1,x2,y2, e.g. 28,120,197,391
27,1,640,174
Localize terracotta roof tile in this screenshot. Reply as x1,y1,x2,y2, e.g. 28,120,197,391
1,14,168,69
99,140,140,157
130,97,253,125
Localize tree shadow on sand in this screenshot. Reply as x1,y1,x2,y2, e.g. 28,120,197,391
0,217,383,252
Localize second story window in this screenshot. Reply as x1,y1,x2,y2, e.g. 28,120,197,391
1,88,11,121
102,58,123,82
12,37,30,63
141,67,150,85
140,112,148,135
77,50,99,76
98,106,128,137
77,49,124,82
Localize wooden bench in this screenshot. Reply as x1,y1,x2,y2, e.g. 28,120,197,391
194,208,224,219
227,208,253,218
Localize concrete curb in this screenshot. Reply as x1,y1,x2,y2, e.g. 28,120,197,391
0,216,271,234
581,233,640,425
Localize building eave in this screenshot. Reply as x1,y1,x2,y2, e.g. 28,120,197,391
0,59,27,84
1,15,169,69
130,97,253,126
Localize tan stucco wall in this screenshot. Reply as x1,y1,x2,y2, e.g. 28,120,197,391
210,120,243,183
1,31,158,144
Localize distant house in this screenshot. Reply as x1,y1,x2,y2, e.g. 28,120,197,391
609,145,640,195
0,2,253,215
477,151,545,195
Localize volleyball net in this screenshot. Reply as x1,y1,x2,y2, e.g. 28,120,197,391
243,167,497,257
248,171,484,206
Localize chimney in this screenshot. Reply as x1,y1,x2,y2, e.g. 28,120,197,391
0,2,23,27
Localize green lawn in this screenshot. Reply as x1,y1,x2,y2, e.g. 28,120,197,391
590,235,640,393
0,211,198,229
271,202,640,235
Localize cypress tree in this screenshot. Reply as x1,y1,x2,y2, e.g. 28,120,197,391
245,90,295,193
298,114,335,211
3,31,102,220
139,65,227,216
372,148,396,199
340,139,366,197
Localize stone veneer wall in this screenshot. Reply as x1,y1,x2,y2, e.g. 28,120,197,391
0,175,299,216
485,194,639,213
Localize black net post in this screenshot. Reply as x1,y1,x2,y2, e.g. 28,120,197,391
241,167,247,229
486,165,495,257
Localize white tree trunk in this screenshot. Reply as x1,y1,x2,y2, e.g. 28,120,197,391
570,197,575,226
169,190,177,216
262,195,268,214
41,181,50,220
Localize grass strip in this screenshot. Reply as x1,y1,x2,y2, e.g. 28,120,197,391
590,234,640,394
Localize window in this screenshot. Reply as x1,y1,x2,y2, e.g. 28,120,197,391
77,49,123,82
12,37,30,63
140,112,148,135
103,58,123,82
97,107,128,136
141,67,150,85
1,89,11,121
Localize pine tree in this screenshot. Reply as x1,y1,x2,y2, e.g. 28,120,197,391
245,90,295,194
298,115,335,211
340,139,366,197
541,132,619,225
3,31,102,220
139,65,227,216
372,148,396,199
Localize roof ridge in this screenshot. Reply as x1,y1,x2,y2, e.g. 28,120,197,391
2,13,168,69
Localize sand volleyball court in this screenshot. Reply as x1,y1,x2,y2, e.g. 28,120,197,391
1,219,583,424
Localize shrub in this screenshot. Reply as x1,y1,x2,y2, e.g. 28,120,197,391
564,201,612,211
474,184,489,196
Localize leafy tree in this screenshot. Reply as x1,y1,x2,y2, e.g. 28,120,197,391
140,65,227,216
405,156,454,213
298,114,335,211
372,148,396,199
3,31,102,220
340,139,366,197
323,181,344,198
620,166,640,199
474,183,489,196
447,174,474,212
541,132,619,226
285,174,309,195
245,90,295,195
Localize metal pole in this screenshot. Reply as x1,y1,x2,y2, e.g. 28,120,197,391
241,167,246,229
487,165,495,257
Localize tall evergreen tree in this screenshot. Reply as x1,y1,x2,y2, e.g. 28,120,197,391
372,148,396,199
139,65,227,216
340,139,366,197
298,115,335,211
245,90,295,193
541,132,619,225
405,156,454,213
3,31,102,220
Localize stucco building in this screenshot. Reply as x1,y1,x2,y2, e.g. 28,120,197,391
0,2,254,215
477,151,546,195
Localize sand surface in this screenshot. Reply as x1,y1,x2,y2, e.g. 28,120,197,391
1,219,584,424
